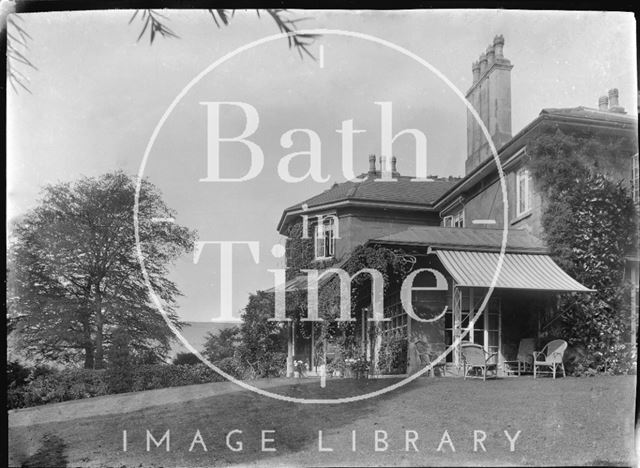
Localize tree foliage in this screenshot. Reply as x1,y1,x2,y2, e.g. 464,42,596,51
172,352,203,366
129,9,317,59
8,171,196,368
202,326,241,363
528,129,637,373
6,7,317,94
236,291,288,378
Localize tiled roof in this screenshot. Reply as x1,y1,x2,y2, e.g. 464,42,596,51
372,226,547,253
285,174,459,212
540,107,636,125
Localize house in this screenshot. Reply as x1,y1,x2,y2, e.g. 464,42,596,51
275,36,639,377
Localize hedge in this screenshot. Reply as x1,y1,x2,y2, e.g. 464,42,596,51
7,363,227,410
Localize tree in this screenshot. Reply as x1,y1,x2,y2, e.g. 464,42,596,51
202,326,240,363
8,171,196,368
236,291,288,378
528,129,637,373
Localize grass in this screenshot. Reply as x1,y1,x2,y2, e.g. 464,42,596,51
8,375,637,467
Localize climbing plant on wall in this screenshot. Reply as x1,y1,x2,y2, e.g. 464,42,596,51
528,128,637,374
284,220,414,364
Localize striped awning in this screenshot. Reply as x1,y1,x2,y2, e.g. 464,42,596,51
434,250,593,292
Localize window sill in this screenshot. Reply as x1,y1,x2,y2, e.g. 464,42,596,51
510,211,532,226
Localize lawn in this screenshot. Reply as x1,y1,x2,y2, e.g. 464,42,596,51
8,375,637,467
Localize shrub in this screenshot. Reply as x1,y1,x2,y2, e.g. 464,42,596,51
377,337,408,374
573,343,637,376
31,364,55,379
21,434,68,468
214,356,244,379
172,352,202,366
7,364,227,409
243,351,287,379
8,368,109,409
7,360,30,387
130,364,225,392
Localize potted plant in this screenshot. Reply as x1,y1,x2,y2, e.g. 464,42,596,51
293,360,307,378
346,356,370,379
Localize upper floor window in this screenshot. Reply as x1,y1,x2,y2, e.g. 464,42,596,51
632,154,639,204
443,209,464,228
314,217,336,259
516,167,532,216
453,210,464,228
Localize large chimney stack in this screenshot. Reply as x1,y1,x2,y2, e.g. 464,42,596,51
465,34,513,174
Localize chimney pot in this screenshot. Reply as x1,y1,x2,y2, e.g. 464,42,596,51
479,53,487,74
472,61,480,83
598,95,609,111
493,35,505,57
391,156,397,174
380,156,387,173
608,88,619,108
368,154,376,175
486,45,495,66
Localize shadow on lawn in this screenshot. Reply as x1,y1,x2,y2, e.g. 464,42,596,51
10,377,415,467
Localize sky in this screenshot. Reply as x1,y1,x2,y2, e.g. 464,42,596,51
7,9,638,322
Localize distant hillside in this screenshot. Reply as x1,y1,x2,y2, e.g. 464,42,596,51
168,321,239,359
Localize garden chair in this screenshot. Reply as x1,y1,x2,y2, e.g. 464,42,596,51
414,341,446,377
533,339,567,379
460,342,498,380
503,338,535,376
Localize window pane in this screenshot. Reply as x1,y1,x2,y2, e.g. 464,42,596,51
461,313,470,330
518,177,525,213
489,313,499,330
488,330,499,347
474,330,484,345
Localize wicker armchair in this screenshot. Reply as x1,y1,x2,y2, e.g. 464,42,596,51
460,342,498,380
533,339,567,379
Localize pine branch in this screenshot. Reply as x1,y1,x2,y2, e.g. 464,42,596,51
264,9,318,60
132,9,318,60
7,14,35,94
130,9,179,44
